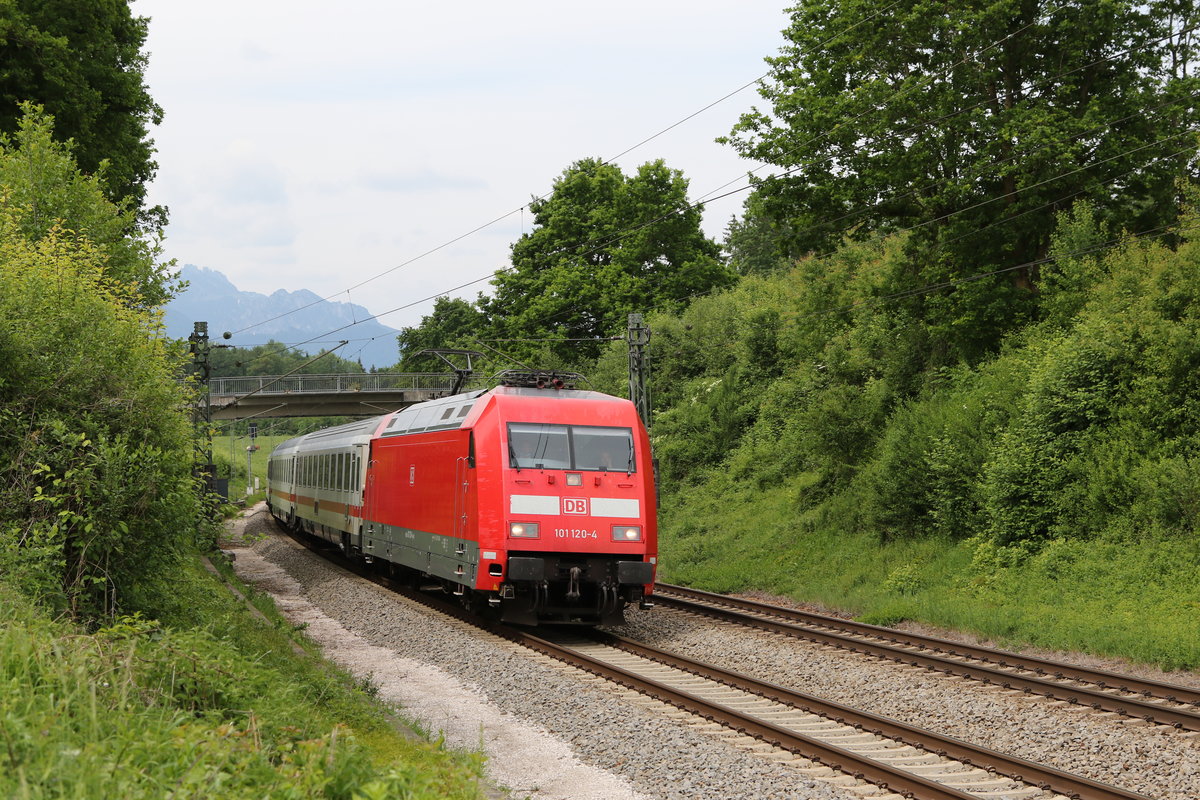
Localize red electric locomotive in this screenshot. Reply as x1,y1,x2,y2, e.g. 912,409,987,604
267,371,657,624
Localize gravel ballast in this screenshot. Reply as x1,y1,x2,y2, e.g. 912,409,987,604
227,509,859,800
616,606,1200,800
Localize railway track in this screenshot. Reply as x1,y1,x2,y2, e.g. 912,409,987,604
652,583,1200,733
534,629,1153,800
277,526,1154,800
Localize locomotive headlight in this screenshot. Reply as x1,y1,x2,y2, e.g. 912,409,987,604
509,522,539,538
612,525,642,541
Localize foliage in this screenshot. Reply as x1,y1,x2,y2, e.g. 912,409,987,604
0,105,176,307
480,157,734,364
722,193,792,276
0,176,198,616
722,0,1199,361
0,0,164,225
207,339,368,378
630,189,1200,665
395,296,488,370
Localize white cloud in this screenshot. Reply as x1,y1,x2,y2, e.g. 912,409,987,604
138,0,785,326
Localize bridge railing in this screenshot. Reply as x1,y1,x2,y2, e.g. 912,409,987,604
209,373,457,397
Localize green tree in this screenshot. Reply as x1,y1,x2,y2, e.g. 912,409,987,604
208,340,368,379
724,0,1199,361
0,105,174,306
0,109,196,613
723,194,792,276
480,158,734,364
0,0,163,226
395,297,488,370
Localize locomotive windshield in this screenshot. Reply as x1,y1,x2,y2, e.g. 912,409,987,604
507,423,635,472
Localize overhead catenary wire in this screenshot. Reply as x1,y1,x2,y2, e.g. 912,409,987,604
229,6,1196,358
241,120,1199,363
520,115,1199,334
226,2,905,339
498,20,1199,324
793,219,1200,322
566,22,1200,272
223,3,1072,347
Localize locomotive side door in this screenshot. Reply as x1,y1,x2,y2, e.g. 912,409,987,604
454,456,469,538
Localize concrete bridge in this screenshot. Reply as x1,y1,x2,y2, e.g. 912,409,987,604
207,373,461,420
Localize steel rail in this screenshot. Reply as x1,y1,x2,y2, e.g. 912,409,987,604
273,528,980,798
654,583,1200,731
657,583,1200,704
510,634,983,800
274,523,1151,800
587,629,1152,800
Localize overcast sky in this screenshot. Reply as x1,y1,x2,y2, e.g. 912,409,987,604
138,1,789,342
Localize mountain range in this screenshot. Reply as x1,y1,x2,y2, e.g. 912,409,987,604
162,265,401,369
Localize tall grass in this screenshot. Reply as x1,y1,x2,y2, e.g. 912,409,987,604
0,564,485,799
661,478,1200,670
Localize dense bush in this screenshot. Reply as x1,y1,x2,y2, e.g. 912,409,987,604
627,199,1200,664
0,110,202,617
630,196,1200,644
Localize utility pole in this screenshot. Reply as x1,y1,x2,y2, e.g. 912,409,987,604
188,321,218,503
627,313,651,428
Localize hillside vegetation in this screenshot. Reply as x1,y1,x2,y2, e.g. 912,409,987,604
0,108,485,797
591,204,1200,668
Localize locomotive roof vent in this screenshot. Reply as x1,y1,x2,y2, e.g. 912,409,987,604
496,369,584,390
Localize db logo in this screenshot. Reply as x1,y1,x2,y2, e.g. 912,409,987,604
562,497,589,515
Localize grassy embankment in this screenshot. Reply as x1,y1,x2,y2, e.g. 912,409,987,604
214,433,293,502
589,211,1200,672
0,555,486,800
660,479,1200,671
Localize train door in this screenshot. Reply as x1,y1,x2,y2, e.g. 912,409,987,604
453,432,475,542
453,456,469,538
349,445,367,549
289,456,298,521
